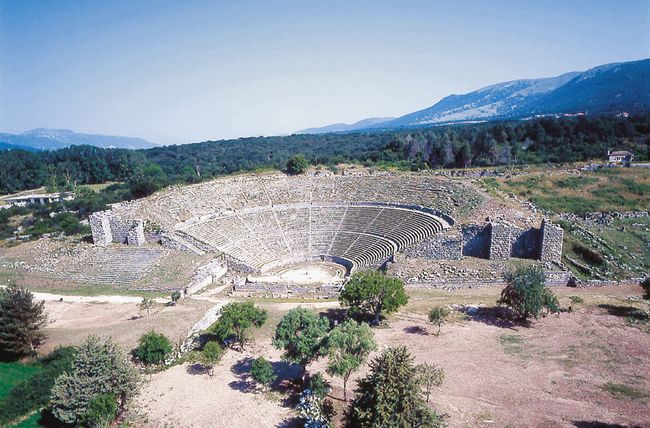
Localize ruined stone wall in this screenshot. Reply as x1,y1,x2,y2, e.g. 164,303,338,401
126,220,145,246
489,222,512,260
462,224,490,258
401,230,463,260
233,282,341,298
89,210,147,246
89,212,112,246
540,219,564,263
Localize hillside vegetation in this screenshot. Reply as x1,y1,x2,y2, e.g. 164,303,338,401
1,115,649,195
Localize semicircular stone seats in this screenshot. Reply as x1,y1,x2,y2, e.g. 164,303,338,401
177,202,449,272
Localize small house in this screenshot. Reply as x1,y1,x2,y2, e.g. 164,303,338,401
607,150,634,165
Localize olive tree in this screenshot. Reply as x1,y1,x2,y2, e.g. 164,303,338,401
325,320,376,401
416,362,445,403
210,302,267,350
339,270,409,325
428,306,449,336
273,307,329,384
498,265,559,320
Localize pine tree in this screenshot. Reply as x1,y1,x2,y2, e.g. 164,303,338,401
0,286,48,359
348,346,443,428
50,335,140,425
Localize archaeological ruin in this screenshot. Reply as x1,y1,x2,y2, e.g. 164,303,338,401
88,171,564,294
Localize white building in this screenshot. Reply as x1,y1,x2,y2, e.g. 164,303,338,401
3,192,75,207
607,150,634,165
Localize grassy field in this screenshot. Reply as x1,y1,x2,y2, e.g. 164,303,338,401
487,167,650,214
0,362,42,400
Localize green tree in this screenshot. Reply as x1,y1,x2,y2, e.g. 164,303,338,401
427,306,448,336
134,331,173,365
250,356,276,391
210,302,267,350
170,290,182,303
306,372,331,399
190,341,223,377
50,335,140,426
82,393,118,428
339,270,409,325
0,286,48,359
273,307,329,384
641,277,650,300
325,320,376,401
498,265,559,320
416,363,445,403
348,346,443,428
139,297,154,317
286,154,309,175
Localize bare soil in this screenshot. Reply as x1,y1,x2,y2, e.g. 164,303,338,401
138,285,650,428
39,297,213,354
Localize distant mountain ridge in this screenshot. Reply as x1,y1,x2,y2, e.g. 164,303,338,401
0,128,157,150
298,58,650,134
297,117,395,134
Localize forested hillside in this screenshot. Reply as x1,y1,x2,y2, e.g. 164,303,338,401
1,115,649,196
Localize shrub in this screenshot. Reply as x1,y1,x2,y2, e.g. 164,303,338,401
569,295,584,304
134,331,173,365
286,154,309,175
82,393,118,428
428,306,449,336
189,341,223,377
416,362,445,403
250,356,276,390
306,372,331,400
498,265,559,320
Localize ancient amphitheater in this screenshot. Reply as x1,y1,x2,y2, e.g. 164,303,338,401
86,171,565,294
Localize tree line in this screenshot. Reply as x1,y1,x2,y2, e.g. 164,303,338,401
2,114,649,195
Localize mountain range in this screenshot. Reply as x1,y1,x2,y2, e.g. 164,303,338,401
298,58,650,134
0,128,157,151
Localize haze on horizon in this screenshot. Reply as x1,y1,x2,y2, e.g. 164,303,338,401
1,0,648,145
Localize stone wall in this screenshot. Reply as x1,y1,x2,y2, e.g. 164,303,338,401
184,259,227,295
89,212,112,246
126,220,145,246
233,282,341,298
89,210,148,246
489,222,512,260
540,219,564,263
402,230,463,260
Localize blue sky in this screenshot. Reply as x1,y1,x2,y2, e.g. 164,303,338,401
1,0,648,144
